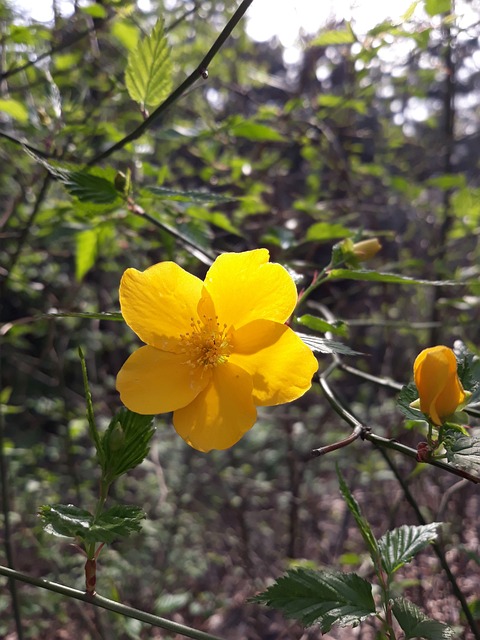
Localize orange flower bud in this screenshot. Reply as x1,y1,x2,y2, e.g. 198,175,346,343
413,346,466,426
352,238,382,261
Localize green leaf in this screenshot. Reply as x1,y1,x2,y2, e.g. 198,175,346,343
228,119,285,142
101,408,155,482
75,228,98,282
0,98,28,122
378,524,441,576
125,19,172,109
392,597,455,639
39,504,145,543
397,383,426,421
295,332,359,356
252,569,375,631
63,169,121,204
296,315,347,337
311,25,356,46
145,186,236,204
327,269,459,286
305,222,352,242
90,505,145,543
444,430,480,475
337,469,381,573
424,0,451,17
39,504,94,539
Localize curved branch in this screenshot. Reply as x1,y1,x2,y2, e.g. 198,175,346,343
0,565,226,640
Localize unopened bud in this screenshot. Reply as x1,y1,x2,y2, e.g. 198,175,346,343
351,238,382,261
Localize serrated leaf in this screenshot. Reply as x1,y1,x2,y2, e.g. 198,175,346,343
39,504,93,539
39,504,145,544
444,430,480,475
75,228,98,282
305,222,352,242
125,19,172,109
90,505,145,543
397,383,426,421
337,469,381,572
101,409,155,482
327,269,459,286
392,597,455,639
378,524,440,575
296,315,347,337
145,186,236,204
64,169,120,204
252,569,375,631
296,332,359,356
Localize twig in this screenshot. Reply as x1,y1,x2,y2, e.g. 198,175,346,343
0,565,226,640
87,0,255,166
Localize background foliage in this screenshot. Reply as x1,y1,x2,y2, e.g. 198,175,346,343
1,0,480,637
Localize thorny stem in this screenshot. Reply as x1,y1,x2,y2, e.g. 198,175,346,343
0,565,227,640
87,0,255,167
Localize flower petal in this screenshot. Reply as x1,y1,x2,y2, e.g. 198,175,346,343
173,362,256,451
116,345,210,414
201,249,298,329
120,262,203,351
413,345,465,425
230,319,318,406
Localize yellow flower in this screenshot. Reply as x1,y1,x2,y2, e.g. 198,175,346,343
116,249,318,452
413,345,466,426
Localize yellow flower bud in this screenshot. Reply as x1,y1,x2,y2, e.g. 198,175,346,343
413,346,466,426
351,238,382,261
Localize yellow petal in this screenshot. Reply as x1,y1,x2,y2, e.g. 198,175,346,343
413,345,465,425
120,262,203,351
173,362,256,451
201,249,298,329
116,345,210,414
230,319,318,406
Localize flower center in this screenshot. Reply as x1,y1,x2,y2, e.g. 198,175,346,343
179,316,233,369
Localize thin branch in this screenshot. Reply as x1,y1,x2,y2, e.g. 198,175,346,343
0,565,226,640
87,0,255,167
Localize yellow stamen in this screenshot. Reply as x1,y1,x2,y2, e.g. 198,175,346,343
179,316,232,369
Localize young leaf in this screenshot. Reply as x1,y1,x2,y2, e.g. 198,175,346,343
392,597,455,639
378,524,441,576
39,504,93,539
125,19,172,109
252,569,375,631
296,315,347,337
75,228,98,282
101,408,155,482
89,505,145,543
337,468,381,572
